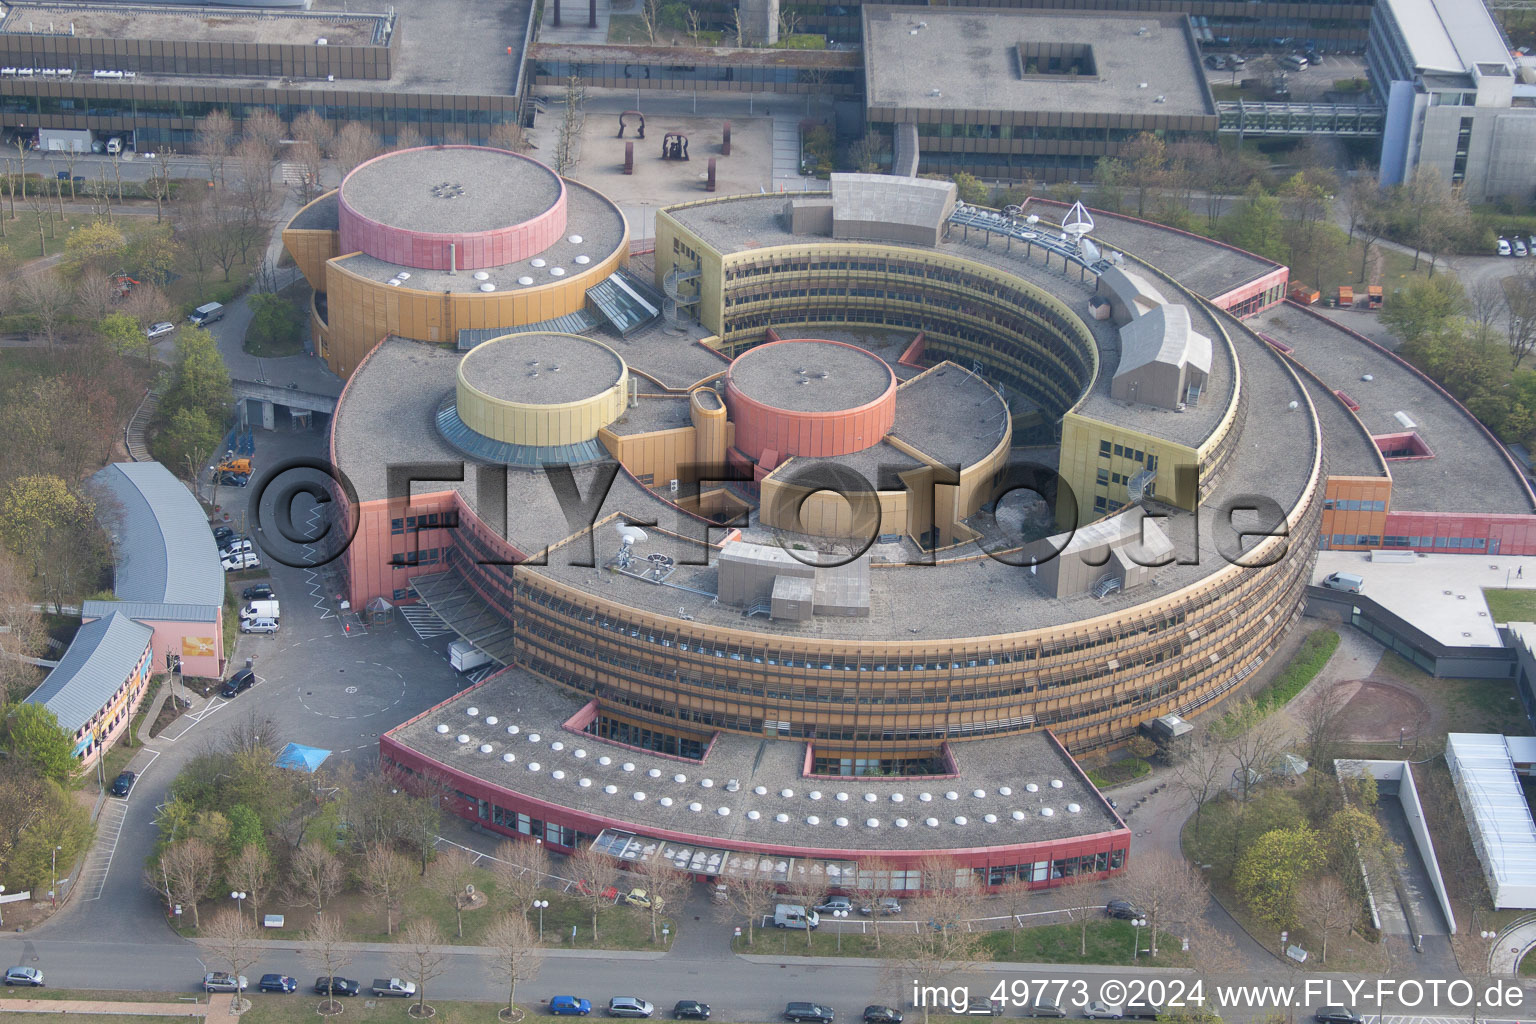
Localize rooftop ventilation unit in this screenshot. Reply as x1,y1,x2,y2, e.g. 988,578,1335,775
1395,411,1417,429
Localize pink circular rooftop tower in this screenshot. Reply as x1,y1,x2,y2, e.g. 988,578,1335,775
725,339,897,463
336,146,567,272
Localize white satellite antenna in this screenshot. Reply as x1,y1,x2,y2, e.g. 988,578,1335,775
1025,214,1040,226
1063,200,1095,244
614,523,648,569
1081,238,1102,262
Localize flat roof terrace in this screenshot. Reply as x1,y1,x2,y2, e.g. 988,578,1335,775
342,148,561,237
390,667,1124,853
729,340,893,414
862,6,1213,119
332,180,625,293
0,2,386,45
95,0,531,95
1251,305,1534,515
460,333,623,406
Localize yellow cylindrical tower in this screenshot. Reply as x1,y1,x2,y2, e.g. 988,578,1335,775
690,387,728,472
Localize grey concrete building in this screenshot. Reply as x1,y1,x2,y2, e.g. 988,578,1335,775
1370,0,1536,200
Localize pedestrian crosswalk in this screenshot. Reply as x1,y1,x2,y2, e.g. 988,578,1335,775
401,603,452,639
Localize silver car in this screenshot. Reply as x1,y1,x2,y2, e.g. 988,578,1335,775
203,972,247,992
1085,1002,1123,1020
146,321,176,339
4,966,43,987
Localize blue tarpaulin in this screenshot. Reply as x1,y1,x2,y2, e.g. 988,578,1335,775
275,742,331,772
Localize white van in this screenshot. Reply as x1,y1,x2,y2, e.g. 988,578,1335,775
1281,54,1309,70
189,302,225,325
773,904,820,930
240,599,280,621
1320,572,1363,593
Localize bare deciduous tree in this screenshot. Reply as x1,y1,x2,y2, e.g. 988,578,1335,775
302,913,355,1008
636,857,690,944
288,842,343,912
196,109,235,189
198,907,260,1002
161,837,218,928
490,838,551,921
20,268,73,349
426,845,478,939
1300,875,1351,963
76,274,120,323
993,875,1034,953
890,857,991,1024
721,874,778,945
144,148,176,223
1505,261,1536,368
393,918,449,1016
850,857,896,951
484,912,545,1017
1211,698,1286,802
566,842,620,943
1115,849,1210,957
225,844,272,920
361,842,414,936
782,867,828,949
331,121,380,177
1171,731,1231,839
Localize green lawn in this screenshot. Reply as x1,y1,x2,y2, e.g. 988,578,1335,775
242,1006,1007,1024
0,989,187,1003
185,880,673,951
1523,947,1536,976
1483,587,1536,623
730,918,1187,966
1086,757,1151,789
1252,628,1338,711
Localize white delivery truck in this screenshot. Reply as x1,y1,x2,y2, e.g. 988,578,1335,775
449,638,492,672
240,599,280,620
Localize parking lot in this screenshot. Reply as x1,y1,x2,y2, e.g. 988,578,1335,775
1201,51,1372,102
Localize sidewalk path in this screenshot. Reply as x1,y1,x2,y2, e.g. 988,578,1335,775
0,998,215,1018
1487,913,1536,974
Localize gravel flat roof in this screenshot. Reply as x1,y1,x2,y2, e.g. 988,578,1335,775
890,363,1009,468
0,2,383,44
333,179,626,292
1290,364,1388,480
607,397,693,436
290,191,339,232
460,333,623,406
863,6,1212,118
390,667,1125,853
729,340,893,413
106,0,530,96
768,440,922,488
1250,306,1534,515
343,148,560,236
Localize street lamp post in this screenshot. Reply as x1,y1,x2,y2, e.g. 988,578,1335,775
534,899,549,941
1131,918,1147,958
50,847,60,907
231,890,247,922
0,884,6,926
833,908,848,952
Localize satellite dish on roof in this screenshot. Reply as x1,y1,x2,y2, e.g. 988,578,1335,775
1063,200,1095,241
1081,238,1102,261
616,524,649,547
1026,214,1040,226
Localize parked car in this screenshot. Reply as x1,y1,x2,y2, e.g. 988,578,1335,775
1122,1004,1162,1021
146,321,176,339
1499,237,1514,256
551,996,594,1016
1281,53,1309,70
1313,1009,1363,1024
1104,899,1141,919
1527,234,1535,253
213,526,235,545
1028,1001,1067,1018
222,552,260,572
785,1004,835,1024
814,896,855,914
220,472,250,487
1084,1002,1123,1020
1304,48,1322,64
1228,53,1247,67
608,998,656,1018
258,974,298,994
622,888,660,909
240,616,279,634
220,668,255,699
220,538,253,557
965,999,1002,1017
1205,54,1228,70
242,583,274,601
313,976,360,997
203,972,247,993
4,967,44,987
863,1008,903,1024
859,897,902,916
673,1001,711,1020
1517,238,1530,257
110,770,135,797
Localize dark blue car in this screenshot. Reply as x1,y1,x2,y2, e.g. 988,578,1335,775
551,996,593,1016
258,974,297,993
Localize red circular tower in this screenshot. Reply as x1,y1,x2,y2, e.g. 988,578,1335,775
725,339,897,463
